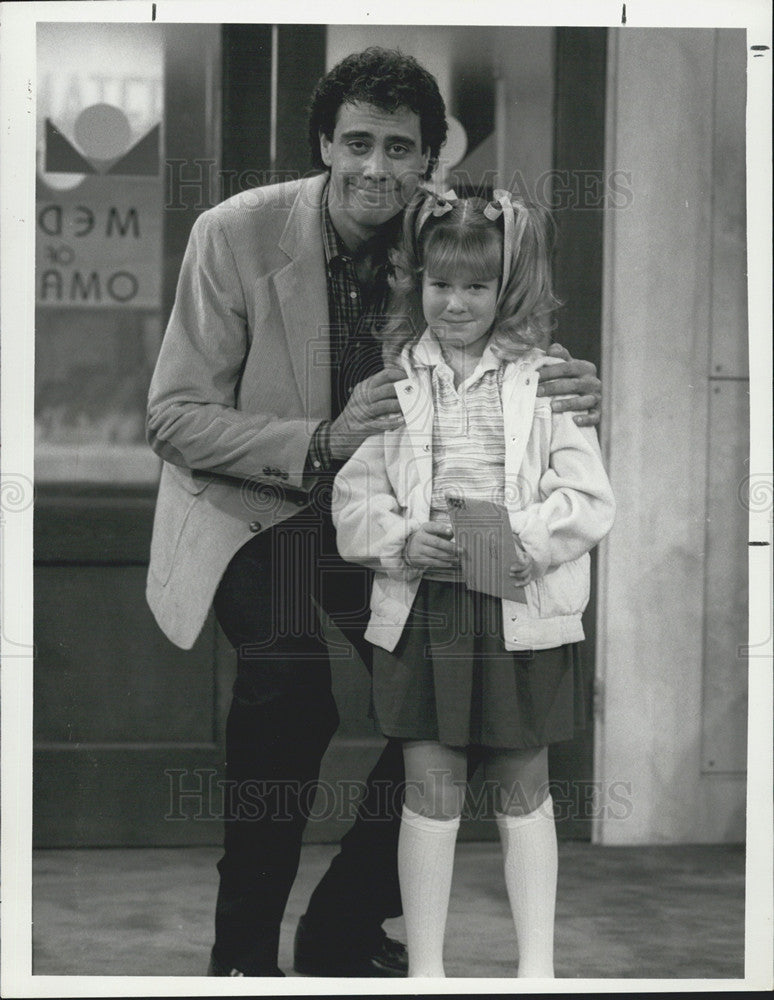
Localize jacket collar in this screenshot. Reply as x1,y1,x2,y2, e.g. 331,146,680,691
277,172,329,261
273,174,331,417
410,327,501,379
402,327,516,378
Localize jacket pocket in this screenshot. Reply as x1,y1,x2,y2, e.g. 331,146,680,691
535,554,590,618
370,574,415,624
149,465,209,585
173,464,214,494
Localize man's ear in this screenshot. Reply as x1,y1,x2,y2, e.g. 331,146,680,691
421,147,431,176
319,131,333,167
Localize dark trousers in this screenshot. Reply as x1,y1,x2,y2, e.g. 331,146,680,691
211,509,403,974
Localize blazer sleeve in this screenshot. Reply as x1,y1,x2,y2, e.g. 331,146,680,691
145,209,316,488
332,434,423,574
509,411,616,576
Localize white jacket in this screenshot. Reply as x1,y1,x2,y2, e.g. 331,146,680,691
331,342,616,653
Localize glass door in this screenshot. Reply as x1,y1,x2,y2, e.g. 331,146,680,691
33,22,228,848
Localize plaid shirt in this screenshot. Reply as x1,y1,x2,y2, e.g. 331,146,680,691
307,185,395,474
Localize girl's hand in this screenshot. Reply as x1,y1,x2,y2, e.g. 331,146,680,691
509,535,536,586
537,342,602,427
405,522,460,569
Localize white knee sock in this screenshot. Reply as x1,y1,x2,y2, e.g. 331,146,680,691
495,795,557,978
398,804,461,977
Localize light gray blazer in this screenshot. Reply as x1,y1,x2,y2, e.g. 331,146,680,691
146,173,333,649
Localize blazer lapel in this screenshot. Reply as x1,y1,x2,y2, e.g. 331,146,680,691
273,174,331,420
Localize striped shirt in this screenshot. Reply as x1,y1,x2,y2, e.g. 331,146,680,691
412,330,506,581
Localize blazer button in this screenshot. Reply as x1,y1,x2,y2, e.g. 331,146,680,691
262,466,271,475
249,520,262,532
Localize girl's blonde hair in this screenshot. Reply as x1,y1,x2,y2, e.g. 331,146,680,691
378,191,560,364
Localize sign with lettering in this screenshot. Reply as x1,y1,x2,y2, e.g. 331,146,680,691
36,26,164,310
36,175,162,309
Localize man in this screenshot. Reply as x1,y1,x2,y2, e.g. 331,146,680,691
146,47,601,978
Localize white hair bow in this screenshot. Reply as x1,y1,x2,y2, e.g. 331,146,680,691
415,188,458,237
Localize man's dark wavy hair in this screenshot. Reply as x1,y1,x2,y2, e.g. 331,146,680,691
307,47,447,180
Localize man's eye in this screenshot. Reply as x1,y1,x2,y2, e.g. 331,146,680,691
347,141,368,153
389,144,409,156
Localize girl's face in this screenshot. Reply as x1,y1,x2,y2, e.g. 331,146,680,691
421,267,499,353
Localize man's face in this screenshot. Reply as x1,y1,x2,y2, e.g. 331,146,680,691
320,101,429,232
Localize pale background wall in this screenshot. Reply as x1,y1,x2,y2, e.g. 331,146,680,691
596,28,748,844
327,26,555,195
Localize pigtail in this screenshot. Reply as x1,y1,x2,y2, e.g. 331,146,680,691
490,199,561,359
373,189,432,364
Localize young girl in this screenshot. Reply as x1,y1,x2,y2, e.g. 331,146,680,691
331,189,615,978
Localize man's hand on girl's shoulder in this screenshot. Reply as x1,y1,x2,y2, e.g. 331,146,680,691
536,342,602,427
329,368,407,460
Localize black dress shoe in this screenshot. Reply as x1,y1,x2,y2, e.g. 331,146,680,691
207,952,285,977
293,914,408,977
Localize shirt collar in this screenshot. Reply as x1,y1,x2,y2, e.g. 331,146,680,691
320,178,399,270
321,181,349,266
411,328,501,378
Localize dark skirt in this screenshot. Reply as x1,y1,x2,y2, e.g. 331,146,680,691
372,579,585,749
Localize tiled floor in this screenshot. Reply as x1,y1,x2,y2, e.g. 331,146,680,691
30,841,745,980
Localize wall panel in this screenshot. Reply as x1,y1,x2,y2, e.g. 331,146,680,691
701,381,749,775
596,29,747,844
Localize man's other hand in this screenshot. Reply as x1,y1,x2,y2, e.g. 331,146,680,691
537,342,602,427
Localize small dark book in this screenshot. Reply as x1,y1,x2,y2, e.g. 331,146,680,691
446,497,528,603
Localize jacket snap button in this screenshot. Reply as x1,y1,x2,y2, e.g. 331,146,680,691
423,443,430,452
249,521,262,532
525,377,530,385
404,385,413,393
